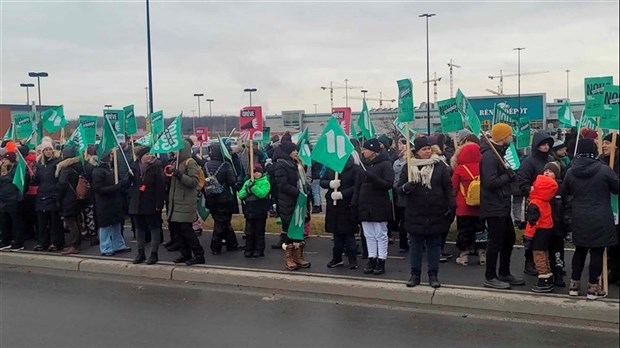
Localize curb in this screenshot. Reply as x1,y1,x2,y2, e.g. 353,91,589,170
2,252,618,324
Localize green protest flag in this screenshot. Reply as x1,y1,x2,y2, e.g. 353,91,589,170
218,135,233,163
612,194,618,225
437,98,464,133
397,79,414,122
41,105,67,133
124,104,138,136
349,120,360,139
2,123,15,141
260,127,271,145
311,117,355,173
78,115,99,145
197,195,210,221
357,99,376,139
103,109,126,143
66,124,88,153
299,136,312,166
585,76,613,118
12,113,34,139
493,103,519,127
135,132,153,146
455,89,481,136
504,142,521,170
578,108,598,130
392,118,416,145
99,114,118,157
287,192,308,240
293,127,309,149
149,110,164,135
558,101,576,127
151,114,183,154
12,151,27,194
601,85,619,130
515,118,531,149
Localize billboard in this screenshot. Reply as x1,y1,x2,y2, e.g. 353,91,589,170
468,93,546,124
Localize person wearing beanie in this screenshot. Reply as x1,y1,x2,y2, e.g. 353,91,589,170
480,123,524,289
0,149,25,250
457,129,474,146
128,145,165,264
541,161,568,288
353,135,395,276
238,162,271,258
564,137,620,299
580,127,598,141
399,136,455,288
32,137,62,251
55,143,86,255
377,135,398,164
551,140,570,170
600,133,620,285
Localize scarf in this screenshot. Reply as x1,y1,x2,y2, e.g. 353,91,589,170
409,154,442,189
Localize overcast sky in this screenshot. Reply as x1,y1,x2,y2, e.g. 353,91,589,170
1,0,618,119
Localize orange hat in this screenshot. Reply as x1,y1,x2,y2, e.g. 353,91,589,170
491,123,513,142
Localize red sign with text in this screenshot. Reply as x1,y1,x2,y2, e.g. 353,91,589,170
195,127,209,145
331,107,351,135
239,106,263,141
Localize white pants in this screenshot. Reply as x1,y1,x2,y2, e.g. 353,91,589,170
362,221,388,260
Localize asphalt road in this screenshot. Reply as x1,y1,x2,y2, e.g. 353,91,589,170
1,266,617,348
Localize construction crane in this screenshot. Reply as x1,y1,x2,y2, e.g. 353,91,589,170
485,88,504,96
346,92,396,107
321,80,363,108
488,70,549,94
447,59,461,98
423,72,442,105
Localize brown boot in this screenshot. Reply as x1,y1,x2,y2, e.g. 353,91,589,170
532,250,550,275
283,244,298,271
292,242,311,268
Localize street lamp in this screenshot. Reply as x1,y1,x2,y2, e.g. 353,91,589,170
104,104,113,109
28,71,48,106
420,13,435,135
565,69,570,100
193,93,204,135
19,83,35,105
243,88,257,106
146,0,154,115
206,98,214,132
361,89,368,100
513,47,525,121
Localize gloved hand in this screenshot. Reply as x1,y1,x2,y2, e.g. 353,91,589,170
329,179,341,189
401,181,415,193
173,169,183,179
505,168,516,180
331,191,343,201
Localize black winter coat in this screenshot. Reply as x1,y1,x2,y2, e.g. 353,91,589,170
0,163,20,212
562,157,620,248
56,157,85,218
128,159,166,215
398,157,455,235
274,147,302,229
311,161,323,180
517,132,554,193
320,158,360,235
33,156,60,212
91,162,125,227
479,141,517,220
551,179,566,237
205,146,238,214
352,152,394,222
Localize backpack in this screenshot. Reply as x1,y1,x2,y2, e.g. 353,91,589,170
185,158,206,190
459,165,480,206
203,162,226,196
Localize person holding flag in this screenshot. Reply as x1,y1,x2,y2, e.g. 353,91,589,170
32,139,63,251
56,147,86,255
0,143,26,251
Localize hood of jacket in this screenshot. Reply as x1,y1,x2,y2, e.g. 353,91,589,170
480,139,507,157
531,132,554,160
272,145,293,163
570,156,602,178
530,174,558,201
178,140,192,162
209,144,223,161
456,143,481,165
55,157,81,177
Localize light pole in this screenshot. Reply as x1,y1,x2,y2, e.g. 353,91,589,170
513,47,525,122
361,89,368,101
565,69,570,100
345,79,349,107
144,87,149,115
243,88,257,106
193,93,204,135
314,103,318,116
146,0,154,114
28,72,48,106
105,104,113,110
420,13,435,135
20,83,35,105
206,98,214,132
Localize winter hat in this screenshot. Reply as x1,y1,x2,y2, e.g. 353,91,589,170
491,123,513,142
457,129,473,144
280,141,296,155
40,140,54,151
576,138,598,159
413,136,431,152
377,134,392,149
603,133,619,146
580,128,598,140
253,163,264,173
270,135,280,143
543,162,561,178
362,139,381,153
3,151,16,163
18,145,29,158
101,150,113,162
552,140,566,151
5,141,17,153
135,146,151,159
61,146,77,159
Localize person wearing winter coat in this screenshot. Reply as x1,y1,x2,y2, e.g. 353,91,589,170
32,140,62,251
321,156,361,269
353,139,394,276
205,143,239,254
0,149,25,251
399,137,455,288
274,141,311,271
480,123,525,289
392,139,409,252
542,162,568,288
310,160,323,213
128,146,166,265
564,139,620,300
551,140,571,176
168,140,206,265
600,133,619,285
238,163,271,258
56,147,85,255
451,142,486,266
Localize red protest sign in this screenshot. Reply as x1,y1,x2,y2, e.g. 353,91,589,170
331,107,351,135
195,127,209,145
239,106,263,141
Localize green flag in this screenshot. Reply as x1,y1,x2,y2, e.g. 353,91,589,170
455,89,481,136
66,124,88,153
103,109,126,144
504,143,521,170
78,115,99,145
152,114,183,154
3,123,15,141
41,105,67,133
124,104,138,136
585,76,613,118
135,133,153,146
392,118,416,145
437,98,464,133
12,151,27,194
299,136,312,166
493,103,519,128
357,99,376,139
601,85,619,130
149,110,164,135
515,118,531,149
397,78,414,122
13,113,34,139
218,135,233,163
311,117,354,173
558,101,576,127
99,114,118,156
578,109,598,130
293,127,309,149
287,192,308,240
349,120,360,139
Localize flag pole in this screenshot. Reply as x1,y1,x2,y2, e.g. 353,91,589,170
104,116,134,176
113,148,119,184
249,139,255,182
131,138,136,161
602,131,617,295
333,172,339,206
405,123,412,181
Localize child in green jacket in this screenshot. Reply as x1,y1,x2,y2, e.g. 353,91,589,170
238,163,271,257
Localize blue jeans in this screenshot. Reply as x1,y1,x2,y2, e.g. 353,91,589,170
99,223,128,254
409,233,442,276
311,179,321,207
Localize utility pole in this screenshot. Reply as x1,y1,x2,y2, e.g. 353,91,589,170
514,47,525,121
565,69,570,100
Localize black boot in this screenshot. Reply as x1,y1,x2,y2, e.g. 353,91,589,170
406,274,421,288
553,266,566,287
132,249,146,264
185,256,206,266
363,258,376,274
146,252,158,265
348,256,358,269
531,274,554,293
373,258,385,275
429,273,441,288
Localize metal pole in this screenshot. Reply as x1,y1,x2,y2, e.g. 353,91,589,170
196,96,201,135
345,79,349,107
249,92,252,107
26,87,30,105
566,69,570,100
146,0,154,114
314,103,317,116
425,16,431,135
145,87,149,115
37,76,42,106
